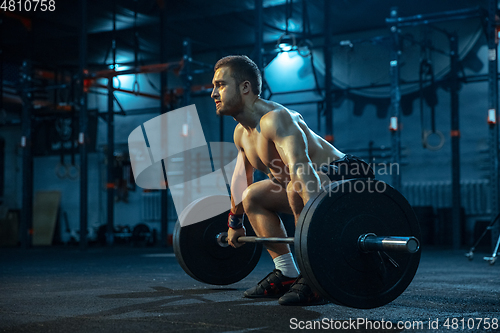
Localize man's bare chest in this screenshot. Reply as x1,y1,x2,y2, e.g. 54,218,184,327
240,132,282,172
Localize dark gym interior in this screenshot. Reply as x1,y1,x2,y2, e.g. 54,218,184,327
1,1,499,332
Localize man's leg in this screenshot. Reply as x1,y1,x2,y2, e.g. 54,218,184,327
279,158,373,306
286,172,331,223
278,173,332,306
241,179,299,298
242,179,293,259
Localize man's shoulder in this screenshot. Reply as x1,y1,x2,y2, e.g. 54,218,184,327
233,124,244,147
234,123,245,135
260,108,299,130
261,107,286,121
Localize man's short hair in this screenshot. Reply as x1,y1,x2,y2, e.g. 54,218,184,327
214,55,262,96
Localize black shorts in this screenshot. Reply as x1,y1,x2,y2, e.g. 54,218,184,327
320,154,375,182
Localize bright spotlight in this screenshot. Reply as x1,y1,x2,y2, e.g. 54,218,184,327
276,34,296,53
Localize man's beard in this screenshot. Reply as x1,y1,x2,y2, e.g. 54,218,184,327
218,91,243,116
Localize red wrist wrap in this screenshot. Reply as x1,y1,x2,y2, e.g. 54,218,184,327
228,212,244,229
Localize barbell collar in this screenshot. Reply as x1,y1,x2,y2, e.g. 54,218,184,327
358,233,420,254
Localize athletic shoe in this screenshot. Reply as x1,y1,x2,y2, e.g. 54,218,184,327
243,269,296,298
278,275,329,306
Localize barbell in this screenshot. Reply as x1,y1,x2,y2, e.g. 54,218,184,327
173,178,421,309
215,233,420,254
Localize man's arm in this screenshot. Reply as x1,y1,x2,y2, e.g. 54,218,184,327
261,110,321,205
226,129,254,248
230,147,254,214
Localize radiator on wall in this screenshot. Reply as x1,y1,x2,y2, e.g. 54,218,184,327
401,180,491,216
142,180,492,221
141,191,178,222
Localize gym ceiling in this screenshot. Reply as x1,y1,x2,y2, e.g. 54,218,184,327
2,0,488,68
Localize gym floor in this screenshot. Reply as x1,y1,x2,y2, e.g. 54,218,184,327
1,246,499,333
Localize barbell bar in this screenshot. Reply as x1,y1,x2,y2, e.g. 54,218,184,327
216,233,294,247
216,233,420,254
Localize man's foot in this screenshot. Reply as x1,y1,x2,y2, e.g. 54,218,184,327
243,269,296,298
278,275,329,306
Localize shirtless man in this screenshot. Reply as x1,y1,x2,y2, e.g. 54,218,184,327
211,55,374,306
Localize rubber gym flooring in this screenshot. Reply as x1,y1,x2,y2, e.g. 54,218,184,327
1,246,499,333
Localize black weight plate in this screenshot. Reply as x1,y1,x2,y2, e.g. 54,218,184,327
173,195,262,285
295,179,421,309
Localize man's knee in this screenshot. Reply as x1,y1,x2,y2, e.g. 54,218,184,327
242,185,259,212
242,181,285,213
